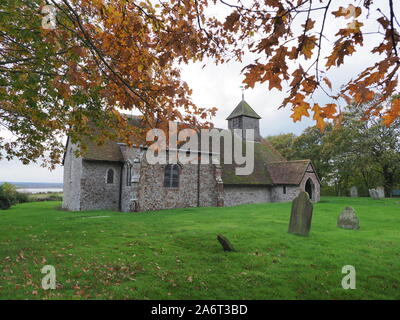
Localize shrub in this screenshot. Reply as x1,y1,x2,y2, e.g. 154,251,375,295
0,190,11,210
0,183,17,205
15,192,30,203
0,183,30,209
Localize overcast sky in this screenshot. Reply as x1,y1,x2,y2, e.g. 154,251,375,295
0,1,398,183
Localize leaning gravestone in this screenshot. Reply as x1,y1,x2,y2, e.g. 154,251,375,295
288,191,313,236
369,188,380,200
337,206,360,230
350,186,358,198
217,234,235,252
376,186,385,199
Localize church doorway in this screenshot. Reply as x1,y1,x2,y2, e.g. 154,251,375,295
305,178,314,201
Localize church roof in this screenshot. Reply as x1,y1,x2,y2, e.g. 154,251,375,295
266,160,317,185
64,115,318,187
226,100,261,120
221,140,285,185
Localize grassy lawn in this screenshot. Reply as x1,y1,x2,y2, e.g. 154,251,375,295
0,197,399,300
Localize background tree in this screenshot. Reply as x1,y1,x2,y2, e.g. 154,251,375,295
268,98,400,196
265,133,297,160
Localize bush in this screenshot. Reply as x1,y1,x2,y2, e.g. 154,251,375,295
15,192,30,204
0,183,17,205
0,183,30,209
0,190,11,210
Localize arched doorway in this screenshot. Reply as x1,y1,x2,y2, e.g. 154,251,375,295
305,178,314,201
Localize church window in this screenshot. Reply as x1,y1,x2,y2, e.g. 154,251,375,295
283,185,287,194
126,162,132,186
232,117,242,128
106,168,114,184
164,164,180,188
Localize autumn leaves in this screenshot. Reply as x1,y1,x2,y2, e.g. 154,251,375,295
222,1,399,130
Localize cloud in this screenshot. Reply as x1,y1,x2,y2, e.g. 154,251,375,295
0,158,63,183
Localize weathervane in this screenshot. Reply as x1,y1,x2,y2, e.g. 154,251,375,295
240,85,245,101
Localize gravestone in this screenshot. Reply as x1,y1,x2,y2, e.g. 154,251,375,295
376,186,385,199
369,188,380,200
337,206,360,230
217,234,235,252
288,191,313,236
350,186,358,198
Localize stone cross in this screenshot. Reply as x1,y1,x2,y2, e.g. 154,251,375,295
337,206,360,230
350,186,358,198
288,191,313,236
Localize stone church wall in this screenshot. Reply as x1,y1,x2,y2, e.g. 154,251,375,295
80,160,122,211
62,143,83,211
270,185,300,202
137,158,217,212
223,185,271,206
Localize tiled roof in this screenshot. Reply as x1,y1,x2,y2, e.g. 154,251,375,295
226,100,261,120
65,115,315,186
71,115,147,163
266,160,312,185
221,140,286,185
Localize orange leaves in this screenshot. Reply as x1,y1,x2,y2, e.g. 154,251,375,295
323,77,332,90
312,104,326,131
348,83,375,104
243,59,285,91
383,98,400,127
326,39,356,69
298,35,317,60
332,5,362,19
301,76,317,94
290,93,310,122
312,103,337,131
302,19,315,32
323,104,337,118
223,11,240,32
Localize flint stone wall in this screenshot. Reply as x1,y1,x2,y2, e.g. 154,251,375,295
80,160,122,211
136,153,218,212
223,185,271,207
270,185,299,202
62,143,83,211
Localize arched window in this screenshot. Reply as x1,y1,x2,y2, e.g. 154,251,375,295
106,168,114,184
164,164,180,188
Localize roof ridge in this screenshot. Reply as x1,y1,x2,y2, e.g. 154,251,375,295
268,159,310,164
226,100,261,120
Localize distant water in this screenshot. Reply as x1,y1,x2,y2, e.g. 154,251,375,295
0,181,63,194
17,188,63,194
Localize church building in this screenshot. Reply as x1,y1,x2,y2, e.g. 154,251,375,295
62,99,320,212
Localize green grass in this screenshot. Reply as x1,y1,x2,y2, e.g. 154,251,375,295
0,197,399,300
26,192,63,202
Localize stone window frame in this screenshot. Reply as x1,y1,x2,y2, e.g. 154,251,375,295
163,164,181,188
106,168,115,184
125,161,133,186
